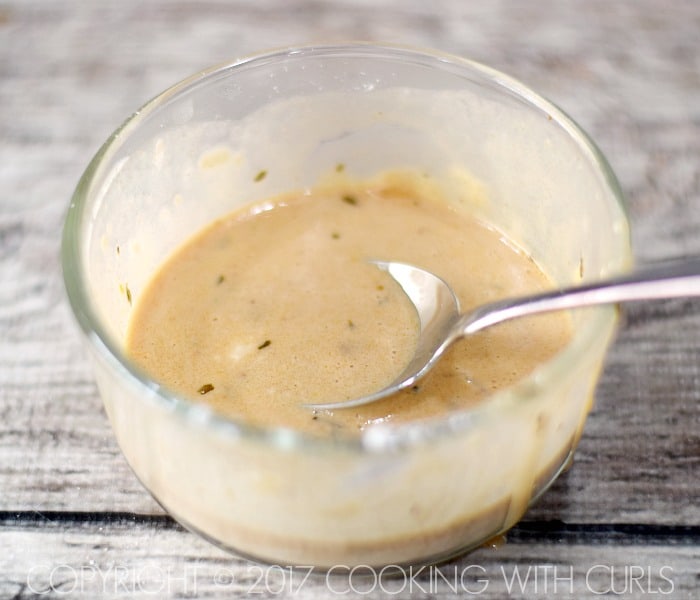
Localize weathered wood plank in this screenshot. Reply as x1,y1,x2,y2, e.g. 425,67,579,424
1,517,698,599
1,0,700,523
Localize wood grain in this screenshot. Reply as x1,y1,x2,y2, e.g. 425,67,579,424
2,0,700,596
2,516,698,598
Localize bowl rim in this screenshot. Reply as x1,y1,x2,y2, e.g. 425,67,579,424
61,41,633,454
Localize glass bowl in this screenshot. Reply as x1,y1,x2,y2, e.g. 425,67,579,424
62,43,631,568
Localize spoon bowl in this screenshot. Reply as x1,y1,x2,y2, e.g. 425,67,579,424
308,257,700,410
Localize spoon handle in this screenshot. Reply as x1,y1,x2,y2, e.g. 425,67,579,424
461,257,700,335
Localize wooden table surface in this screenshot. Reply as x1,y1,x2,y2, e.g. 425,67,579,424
2,1,699,597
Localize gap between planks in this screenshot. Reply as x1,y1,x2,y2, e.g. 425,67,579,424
3,511,700,546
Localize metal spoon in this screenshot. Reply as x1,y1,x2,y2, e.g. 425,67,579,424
307,257,700,410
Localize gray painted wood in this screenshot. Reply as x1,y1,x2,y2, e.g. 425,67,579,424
2,517,698,598
2,0,700,596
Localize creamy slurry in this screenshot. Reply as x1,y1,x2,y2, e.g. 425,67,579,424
126,172,572,435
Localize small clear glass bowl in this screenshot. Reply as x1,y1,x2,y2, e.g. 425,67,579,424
62,43,631,568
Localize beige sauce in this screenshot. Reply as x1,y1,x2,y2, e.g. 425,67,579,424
126,172,572,436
